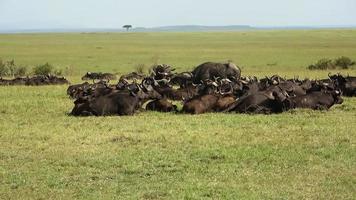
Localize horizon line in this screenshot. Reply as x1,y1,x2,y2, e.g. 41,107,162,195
1,24,356,34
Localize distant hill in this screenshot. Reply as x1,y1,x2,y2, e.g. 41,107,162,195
133,25,254,32
0,25,355,33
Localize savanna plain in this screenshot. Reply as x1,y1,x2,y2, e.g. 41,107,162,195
0,30,355,199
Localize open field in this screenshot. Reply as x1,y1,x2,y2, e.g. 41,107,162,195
0,30,356,199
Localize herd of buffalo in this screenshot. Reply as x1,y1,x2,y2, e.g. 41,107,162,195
0,61,355,116
0,74,69,86
65,62,356,116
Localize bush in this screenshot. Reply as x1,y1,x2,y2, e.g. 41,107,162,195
33,63,53,75
13,66,27,77
308,56,355,70
0,59,9,77
0,59,28,77
334,56,355,69
308,58,334,70
6,59,17,76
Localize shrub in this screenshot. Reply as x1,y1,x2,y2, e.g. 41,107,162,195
308,56,355,70
6,59,17,76
33,63,53,75
13,66,28,77
0,59,9,77
334,56,355,69
308,58,334,70
0,59,28,77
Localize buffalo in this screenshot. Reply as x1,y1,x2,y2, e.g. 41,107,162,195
329,73,356,97
0,75,69,86
182,80,236,114
170,72,193,88
81,72,116,81
69,63,352,116
290,90,343,110
71,78,162,116
119,72,146,81
146,99,177,112
192,62,241,84
182,94,220,114
150,64,175,80
225,86,292,114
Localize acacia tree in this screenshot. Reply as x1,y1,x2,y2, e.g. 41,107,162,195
123,25,132,31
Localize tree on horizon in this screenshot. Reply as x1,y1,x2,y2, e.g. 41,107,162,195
123,25,132,31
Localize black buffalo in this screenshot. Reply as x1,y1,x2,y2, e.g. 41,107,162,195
0,75,69,86
290,90,343,110
81,72,116,80
192,62,241,84
225,86,291,114
146,99,177,112
329,73,356,96
150,64,175,80
170,72,193,88
119,72,146,81
71,79,162,116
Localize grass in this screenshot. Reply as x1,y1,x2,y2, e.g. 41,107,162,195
0,30,356,199
0,30,356,78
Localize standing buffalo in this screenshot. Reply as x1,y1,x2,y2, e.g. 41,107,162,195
192,62,241,84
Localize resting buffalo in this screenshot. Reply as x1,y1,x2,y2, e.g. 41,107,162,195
182,93,236,114
81,72,116,80
67,82,91,98
192,62,241,84
119,72,146,81
226,86,291,114
182,94,220,114
71,79,162,116
329,73,356,97
343,76,356,96
0,78,12,85
0,75,69,86
45,75,70,85
182,80,236,114
170,72,193,88
290,90,343,110
150,64,175,80
146,99,177,112
66,80,111,99
152,81,200,101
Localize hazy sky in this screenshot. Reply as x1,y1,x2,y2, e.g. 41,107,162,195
0,0,355,29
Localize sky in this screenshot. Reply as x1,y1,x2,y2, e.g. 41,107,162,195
0,0,355,30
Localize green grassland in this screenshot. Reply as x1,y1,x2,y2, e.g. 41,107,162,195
0,30,356,199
